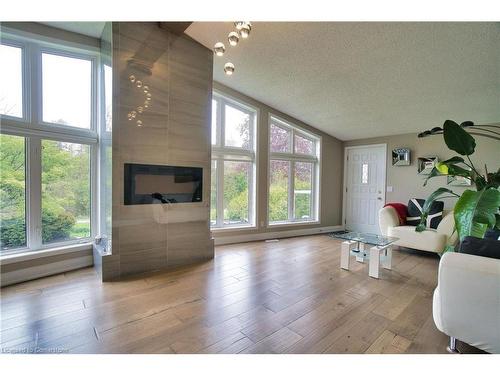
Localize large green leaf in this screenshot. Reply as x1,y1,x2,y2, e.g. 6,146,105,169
443,120,476,156
415,187,458,232
454,188,500,240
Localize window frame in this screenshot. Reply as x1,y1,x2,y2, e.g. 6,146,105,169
0,29,100,255
211,91,258,230
268,114,321,227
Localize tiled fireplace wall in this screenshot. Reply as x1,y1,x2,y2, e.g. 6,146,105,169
100,22,214,280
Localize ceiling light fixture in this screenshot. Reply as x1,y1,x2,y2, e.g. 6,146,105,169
214,42,226,56
224,62,235,76
127,74,152,126
239,22,252,38
234,22,246,30
228,31,239,47
212,22,253,76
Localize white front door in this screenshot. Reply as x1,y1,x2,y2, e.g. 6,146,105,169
344,145,386,234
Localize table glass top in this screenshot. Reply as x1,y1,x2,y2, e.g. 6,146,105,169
330,231,399,247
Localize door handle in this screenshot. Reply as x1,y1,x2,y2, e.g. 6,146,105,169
377,197,382,201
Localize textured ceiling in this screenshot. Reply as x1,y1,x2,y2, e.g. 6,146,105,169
40,22,106,38
186,22,500,141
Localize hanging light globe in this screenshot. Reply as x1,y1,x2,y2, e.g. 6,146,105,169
224,62,235,76
240,23,252,38
228,31,239,46
234,22,246,30
213,42,226,56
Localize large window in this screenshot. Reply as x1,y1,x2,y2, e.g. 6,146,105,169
0,32,99,253
268,116,320,225
211,93,256,229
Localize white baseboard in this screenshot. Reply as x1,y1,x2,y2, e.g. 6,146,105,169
214,225,344,245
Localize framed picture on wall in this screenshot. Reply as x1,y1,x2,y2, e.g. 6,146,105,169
392,148,411,166
417,156,438,175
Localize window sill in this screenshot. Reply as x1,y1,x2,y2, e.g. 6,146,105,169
0,242,93,265
211,224,257,233
268,220,320,229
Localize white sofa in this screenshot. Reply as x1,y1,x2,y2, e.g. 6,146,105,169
433,252,500,353
379,206,457,253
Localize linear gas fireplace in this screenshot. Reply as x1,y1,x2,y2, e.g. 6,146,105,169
124,163,203,205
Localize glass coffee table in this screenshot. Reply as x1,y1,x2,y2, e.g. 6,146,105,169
331,232,399,279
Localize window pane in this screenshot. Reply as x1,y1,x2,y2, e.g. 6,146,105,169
0,44,23,118
269,160,289,222
223,161,250,225
270,123,291,153
0,134,26,250
42,140,91,244
362,163,369,184
211,100,217,145
294,162,313,220
104,64,112,132
224,104,250,149
294,134,314,155
211,160,217,226
42,53,92,129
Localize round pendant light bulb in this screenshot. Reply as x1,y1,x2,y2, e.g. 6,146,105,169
240,23,251,38
224,62,235,76
228,31,239,47
214,42,226,56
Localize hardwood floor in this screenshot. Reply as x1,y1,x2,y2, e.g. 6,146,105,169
0,234,480,354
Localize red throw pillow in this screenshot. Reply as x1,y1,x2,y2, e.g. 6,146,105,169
383,203,407,225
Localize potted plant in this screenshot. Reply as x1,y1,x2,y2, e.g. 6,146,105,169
415,120,500,253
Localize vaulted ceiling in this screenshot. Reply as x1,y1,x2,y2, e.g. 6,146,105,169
186,22,500,141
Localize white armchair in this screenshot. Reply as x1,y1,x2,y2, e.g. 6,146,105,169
379,206,457,253
433,252,500,353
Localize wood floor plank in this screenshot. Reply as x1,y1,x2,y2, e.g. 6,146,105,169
365,329,412,354
387,295,433,341
405,315,449,354
286,293,387,353
323,312,391,353
241,327,303,354
371,283,419,321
